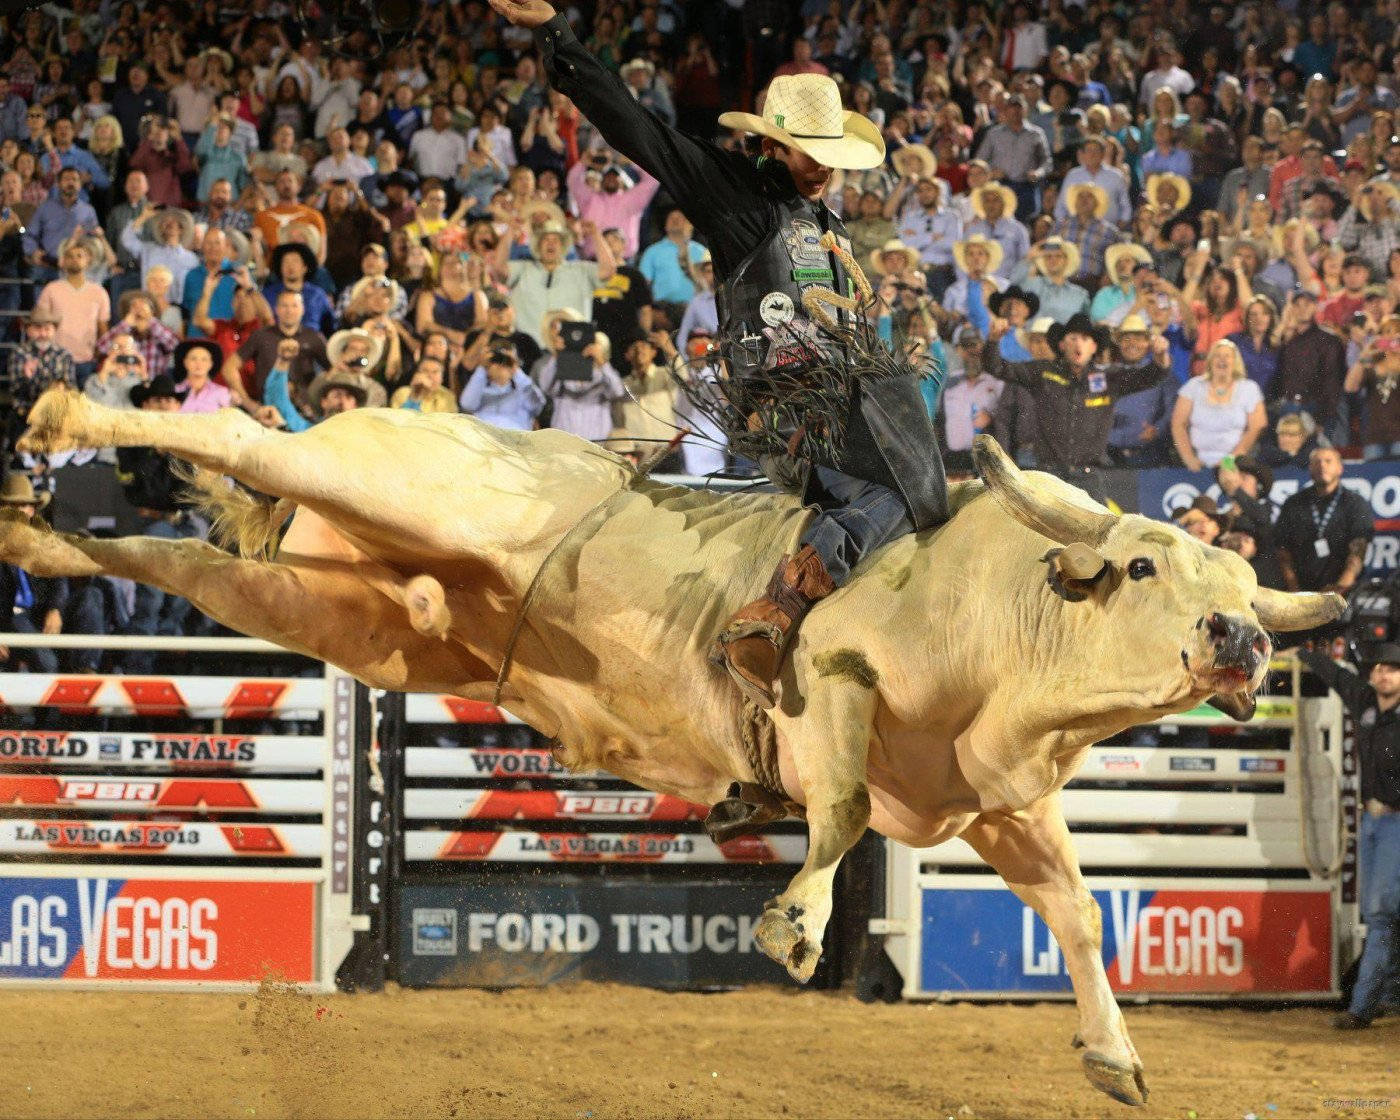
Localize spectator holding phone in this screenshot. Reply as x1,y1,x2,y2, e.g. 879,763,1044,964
1345,323,1400,459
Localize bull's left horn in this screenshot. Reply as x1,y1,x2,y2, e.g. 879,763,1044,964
1253,587,1346,632
972,434,1116,546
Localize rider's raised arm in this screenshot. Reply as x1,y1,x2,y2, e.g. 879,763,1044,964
531,14,756,243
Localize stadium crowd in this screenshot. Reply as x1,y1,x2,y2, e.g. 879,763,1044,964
1,0,1399,660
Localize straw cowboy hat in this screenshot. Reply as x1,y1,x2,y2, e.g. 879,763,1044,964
305,367,387,411
1117,312,1151,334
619,57,656,82
718,73,886,171
1064,181,1110,220
141,206,195,248
868,238,921,276
1033,236,1081,279
970,181,1018,220
326,327,386,372
952,233,1004,276
222,228,251,267
1146,172,1192,213
1270,218,1322,257
530,221,575,259
0,472,48,510
277,221,323,260
1104,241,1153,279
1359,179,1400,214
1028,316,1056,336
891,143,937,179
519,199,569,231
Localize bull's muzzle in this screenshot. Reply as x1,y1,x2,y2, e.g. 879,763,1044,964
1206,612,1269,679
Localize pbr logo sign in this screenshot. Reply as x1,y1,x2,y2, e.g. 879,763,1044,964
919,884,1332,994
0,877,315,982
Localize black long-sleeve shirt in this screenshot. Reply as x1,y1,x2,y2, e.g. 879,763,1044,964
978,351,1170,473
534,14,818,280
1298,651,1400,808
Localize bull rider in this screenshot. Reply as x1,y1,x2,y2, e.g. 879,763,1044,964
492,0,949,710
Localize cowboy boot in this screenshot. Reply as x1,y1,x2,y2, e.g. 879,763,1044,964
714,545,835,709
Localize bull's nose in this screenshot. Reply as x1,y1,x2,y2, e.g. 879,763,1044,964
1206,612,1267,673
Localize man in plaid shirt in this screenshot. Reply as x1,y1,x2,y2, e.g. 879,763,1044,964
95,290,180,380
4,309,74,457
1051,183,1122,288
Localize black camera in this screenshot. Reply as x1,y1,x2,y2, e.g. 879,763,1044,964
115,354,140,367
348,356,370,369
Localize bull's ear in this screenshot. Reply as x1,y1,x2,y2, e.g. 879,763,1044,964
1042,544,1112,603
1207,691,1256,723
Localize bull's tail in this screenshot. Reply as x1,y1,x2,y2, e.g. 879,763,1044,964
176,465,294,561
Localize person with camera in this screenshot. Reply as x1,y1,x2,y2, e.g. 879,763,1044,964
459,346,546,432
127,116,192,210
96,289,179,381
82,333,146,433
1344,326,1400,460
1273,288,1350,448
1296,641,1400,1031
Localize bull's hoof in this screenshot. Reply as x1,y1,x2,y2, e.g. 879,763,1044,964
754,907,820,983
1080,1051,1149,1107
18,387,88,454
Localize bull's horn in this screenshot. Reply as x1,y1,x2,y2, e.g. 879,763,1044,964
973,434,1116,546
1252,587,1346,632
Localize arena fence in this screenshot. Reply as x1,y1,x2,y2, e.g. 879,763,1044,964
875,660,1359,1001
0,635,382,992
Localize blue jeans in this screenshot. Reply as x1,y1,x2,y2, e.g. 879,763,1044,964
1009,181,1041,221
1351,810,1400,1021
800,466,912,585
4,611,57,674
1363,441,1400,461
123,516,198,673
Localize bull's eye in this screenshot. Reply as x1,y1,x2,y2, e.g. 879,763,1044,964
1128,557,1156,581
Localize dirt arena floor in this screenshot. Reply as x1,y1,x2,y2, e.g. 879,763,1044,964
0,982,1394,1120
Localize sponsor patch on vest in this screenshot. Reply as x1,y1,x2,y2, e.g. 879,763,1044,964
791,266,835,288
1042,371,1069,385
1084,395,1111,407
759,291,797,328
1087,371,1107,393
782,218,826,266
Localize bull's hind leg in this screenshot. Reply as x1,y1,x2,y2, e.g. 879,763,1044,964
0,514,483,693
961,796,1149,1107
19,389,465,557
757,667,876,982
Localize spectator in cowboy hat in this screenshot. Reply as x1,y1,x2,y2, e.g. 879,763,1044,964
1016,236,1089,323
171,338,230,413
964,180,1028,277
119,203,197,290
310,328,389,409
311,368,375,418
4,308,75,455
988,285,1040,360
264,240,335,335
1056,134,1131,225
620,57,674,126
1051,180,1120,287
1092,243,1155,325
0,472,66,675
499,215,617,345
867,238,921,284
945,233,1006,321
1144,171,1192,219
890,142,937,181
1106,313,1177,467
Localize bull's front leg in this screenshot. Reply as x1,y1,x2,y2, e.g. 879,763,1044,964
758,674,876,983
960,794,1148,1107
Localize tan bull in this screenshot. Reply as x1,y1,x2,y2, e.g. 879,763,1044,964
6,388,1340,1106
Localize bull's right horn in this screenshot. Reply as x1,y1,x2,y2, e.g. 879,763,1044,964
1252,587,1346,632
973,434,1116,546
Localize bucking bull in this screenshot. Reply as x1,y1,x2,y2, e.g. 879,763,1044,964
4,388,1341,1106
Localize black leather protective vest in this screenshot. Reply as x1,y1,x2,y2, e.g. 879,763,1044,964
714,195,948,531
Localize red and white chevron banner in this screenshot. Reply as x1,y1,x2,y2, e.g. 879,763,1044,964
403,788,708,822
403,695,523,724
0,775,323,814
0,818,324,856
403,829,805,864
0,676,323,719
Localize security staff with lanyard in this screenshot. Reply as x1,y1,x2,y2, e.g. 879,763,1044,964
1298,643,1400,1030
491,0,948,710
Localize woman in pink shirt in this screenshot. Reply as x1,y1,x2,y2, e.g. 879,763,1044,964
174,338,231,412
